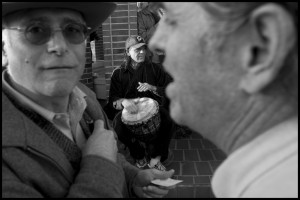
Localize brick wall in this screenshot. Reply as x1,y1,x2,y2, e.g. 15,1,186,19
81,2,138,99
102,2,138,99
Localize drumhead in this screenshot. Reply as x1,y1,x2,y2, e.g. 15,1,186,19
122,97,158,124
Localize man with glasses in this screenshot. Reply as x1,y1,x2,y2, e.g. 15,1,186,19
2,2,175,198
149,2,298,198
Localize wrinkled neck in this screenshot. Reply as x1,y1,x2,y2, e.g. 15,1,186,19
217,94,296,155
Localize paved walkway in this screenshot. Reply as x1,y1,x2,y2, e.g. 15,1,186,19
117,128,227,198
100,99,227,198
163,130,227,198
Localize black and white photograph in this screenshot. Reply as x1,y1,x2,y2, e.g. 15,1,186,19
2,2,298,198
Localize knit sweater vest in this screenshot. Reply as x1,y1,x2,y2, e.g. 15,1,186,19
2,87,93,171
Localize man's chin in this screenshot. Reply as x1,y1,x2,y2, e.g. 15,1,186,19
43,82,76,97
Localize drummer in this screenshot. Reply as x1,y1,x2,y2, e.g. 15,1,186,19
106,35,175,171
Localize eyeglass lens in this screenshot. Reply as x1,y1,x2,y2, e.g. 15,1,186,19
25,23,88,45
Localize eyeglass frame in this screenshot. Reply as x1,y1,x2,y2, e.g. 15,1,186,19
3,23,91,45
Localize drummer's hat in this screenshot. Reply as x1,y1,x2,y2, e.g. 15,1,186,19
125,35,146,52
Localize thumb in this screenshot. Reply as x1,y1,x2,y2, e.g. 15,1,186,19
93,119,105,132
153,169,175,180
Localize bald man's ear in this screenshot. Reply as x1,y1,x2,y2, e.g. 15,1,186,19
239,3,296,94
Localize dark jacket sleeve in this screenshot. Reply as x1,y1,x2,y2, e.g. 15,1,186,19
137,9,158,43
152,63,172,97
108,67,124,104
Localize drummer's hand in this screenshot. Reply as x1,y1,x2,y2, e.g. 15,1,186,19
82,120,117,163
122,99,139,113
113,98,125,110
137,82,157,92
133,169,175,198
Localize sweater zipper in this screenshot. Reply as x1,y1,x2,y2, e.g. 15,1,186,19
26,146,72,184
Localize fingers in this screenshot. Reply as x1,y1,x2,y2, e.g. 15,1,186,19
122,99,139,113
152,169,175,180
142,185,169,198
126,104,138,114
93,119,105,132
137,82,150,92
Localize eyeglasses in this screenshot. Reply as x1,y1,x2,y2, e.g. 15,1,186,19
4,23,90,45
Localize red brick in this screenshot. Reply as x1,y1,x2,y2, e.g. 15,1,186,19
116,4,129,10
130,17,137,23
105,67,115,73
103,43,111,49
111,11,128,17
112,23,129,30
111,17,128,23
102,24,110,31
129,4,138,10
104,61,112,67
129,23,137,29
103,30,111,37
113,60,123,66
103,36,111,43
103,18,110,24
130,30,137,35
112,30,129,36
104,49,112,55
113,54,124,60
104,55,112,61
112,36,130,42
113,48,124,54
112,42,126,48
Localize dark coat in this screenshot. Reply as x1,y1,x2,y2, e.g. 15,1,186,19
137,6,160,43
2,80,139,198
